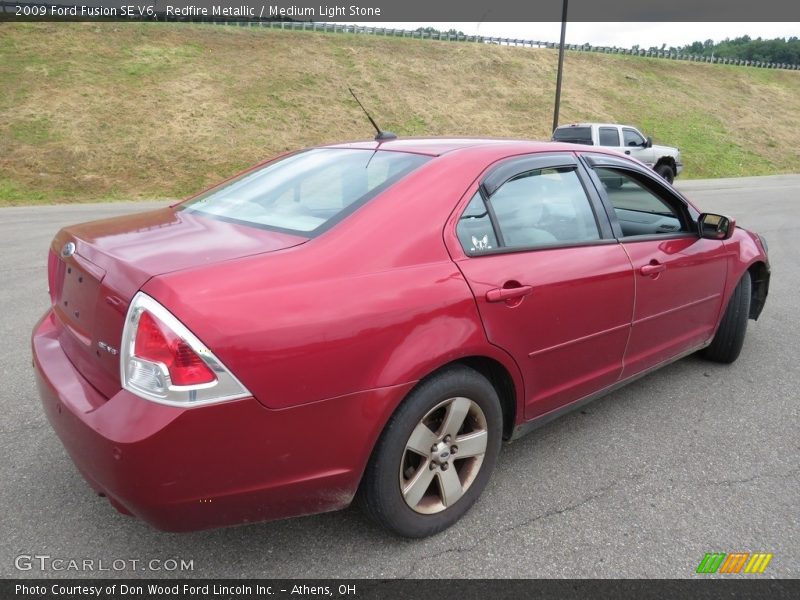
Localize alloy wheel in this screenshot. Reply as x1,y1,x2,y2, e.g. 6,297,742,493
399,396,488,514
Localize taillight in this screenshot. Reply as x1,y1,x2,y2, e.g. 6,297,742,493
120,292,251,406
134,311,216,385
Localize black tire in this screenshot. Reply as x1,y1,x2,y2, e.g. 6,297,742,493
655,163,675,184
702,271,752,363
358,366,503,538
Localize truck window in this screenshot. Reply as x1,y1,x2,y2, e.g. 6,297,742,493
622,128,645,147
598,127,620,146
553,126,593,145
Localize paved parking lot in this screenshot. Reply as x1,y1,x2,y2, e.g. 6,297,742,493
1,175,798,578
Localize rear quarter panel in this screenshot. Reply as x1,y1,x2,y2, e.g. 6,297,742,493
142,150,526,413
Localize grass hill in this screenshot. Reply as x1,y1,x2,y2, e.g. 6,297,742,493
1,22,799,205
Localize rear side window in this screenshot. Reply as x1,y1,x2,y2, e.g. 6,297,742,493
182,149,430,235
492,168,600,248
598,127,620,146
457,167,600,254
552,126,593,145
457,193,498,253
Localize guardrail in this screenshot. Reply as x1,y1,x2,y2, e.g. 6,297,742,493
255,21,800,70
2,3,798,71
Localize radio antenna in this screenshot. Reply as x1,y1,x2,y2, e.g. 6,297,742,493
348,88,397,142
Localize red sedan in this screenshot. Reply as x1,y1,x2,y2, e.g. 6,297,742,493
32,138,770,537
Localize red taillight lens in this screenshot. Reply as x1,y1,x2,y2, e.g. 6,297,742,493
134,311,216,386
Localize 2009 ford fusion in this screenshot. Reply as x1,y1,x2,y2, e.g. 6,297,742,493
32,138,769,537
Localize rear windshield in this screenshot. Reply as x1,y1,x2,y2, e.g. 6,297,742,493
552,126,593,145
181,148,431,235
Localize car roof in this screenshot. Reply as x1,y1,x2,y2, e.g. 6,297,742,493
324,137,587,157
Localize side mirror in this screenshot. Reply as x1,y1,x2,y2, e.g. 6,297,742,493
698,213,735,240
645,136,653,149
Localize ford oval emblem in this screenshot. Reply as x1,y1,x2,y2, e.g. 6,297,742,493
61,242,76,258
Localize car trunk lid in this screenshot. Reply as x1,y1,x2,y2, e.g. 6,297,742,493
49,207,307,400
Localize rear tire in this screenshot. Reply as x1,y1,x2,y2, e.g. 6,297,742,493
702,271,752,363
655,163,675,184
358,366,502,538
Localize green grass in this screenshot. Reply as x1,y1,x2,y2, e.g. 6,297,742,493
10,118,59,144
638,111,774,178
0,22,799,205
0,178,47,203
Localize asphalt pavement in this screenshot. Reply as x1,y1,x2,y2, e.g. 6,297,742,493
1,175,798,578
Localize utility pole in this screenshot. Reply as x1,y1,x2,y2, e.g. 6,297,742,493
552,0,569,132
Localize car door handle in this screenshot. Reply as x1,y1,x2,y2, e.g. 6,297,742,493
486,285,533,302
625,150,631,155
640,262,666,276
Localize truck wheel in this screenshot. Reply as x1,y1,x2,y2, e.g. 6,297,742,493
655,163,675,184
358,366,502,538
702,271,751,364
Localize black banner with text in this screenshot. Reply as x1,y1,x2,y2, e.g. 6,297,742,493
2,0,800,22
4,579,800,600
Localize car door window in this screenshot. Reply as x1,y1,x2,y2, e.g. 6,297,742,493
598,127,620,147
458,167,600,254
457,192,499,253
594,167,687,237
622,128,645,147
492,168,600,248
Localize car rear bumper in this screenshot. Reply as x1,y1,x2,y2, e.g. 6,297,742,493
32,309,412,532
675,162,684,176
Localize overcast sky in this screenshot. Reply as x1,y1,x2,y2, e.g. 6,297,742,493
346,22,799,48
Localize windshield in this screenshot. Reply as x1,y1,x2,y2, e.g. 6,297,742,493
182,148,431,235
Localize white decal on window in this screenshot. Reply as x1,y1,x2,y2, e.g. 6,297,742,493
470,235,492,252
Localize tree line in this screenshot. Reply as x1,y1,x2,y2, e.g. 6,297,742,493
413,27,799,65
634,36,800,64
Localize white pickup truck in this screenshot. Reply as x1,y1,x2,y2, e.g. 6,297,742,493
552,123,683,183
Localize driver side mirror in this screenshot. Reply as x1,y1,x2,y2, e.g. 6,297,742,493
644,136,653,149
698,213,735,240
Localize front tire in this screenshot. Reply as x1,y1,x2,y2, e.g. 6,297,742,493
702,271,752,363
655,163,675,184
359,366,502,538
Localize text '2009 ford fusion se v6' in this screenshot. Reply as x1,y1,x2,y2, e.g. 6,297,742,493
32,138,769,538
